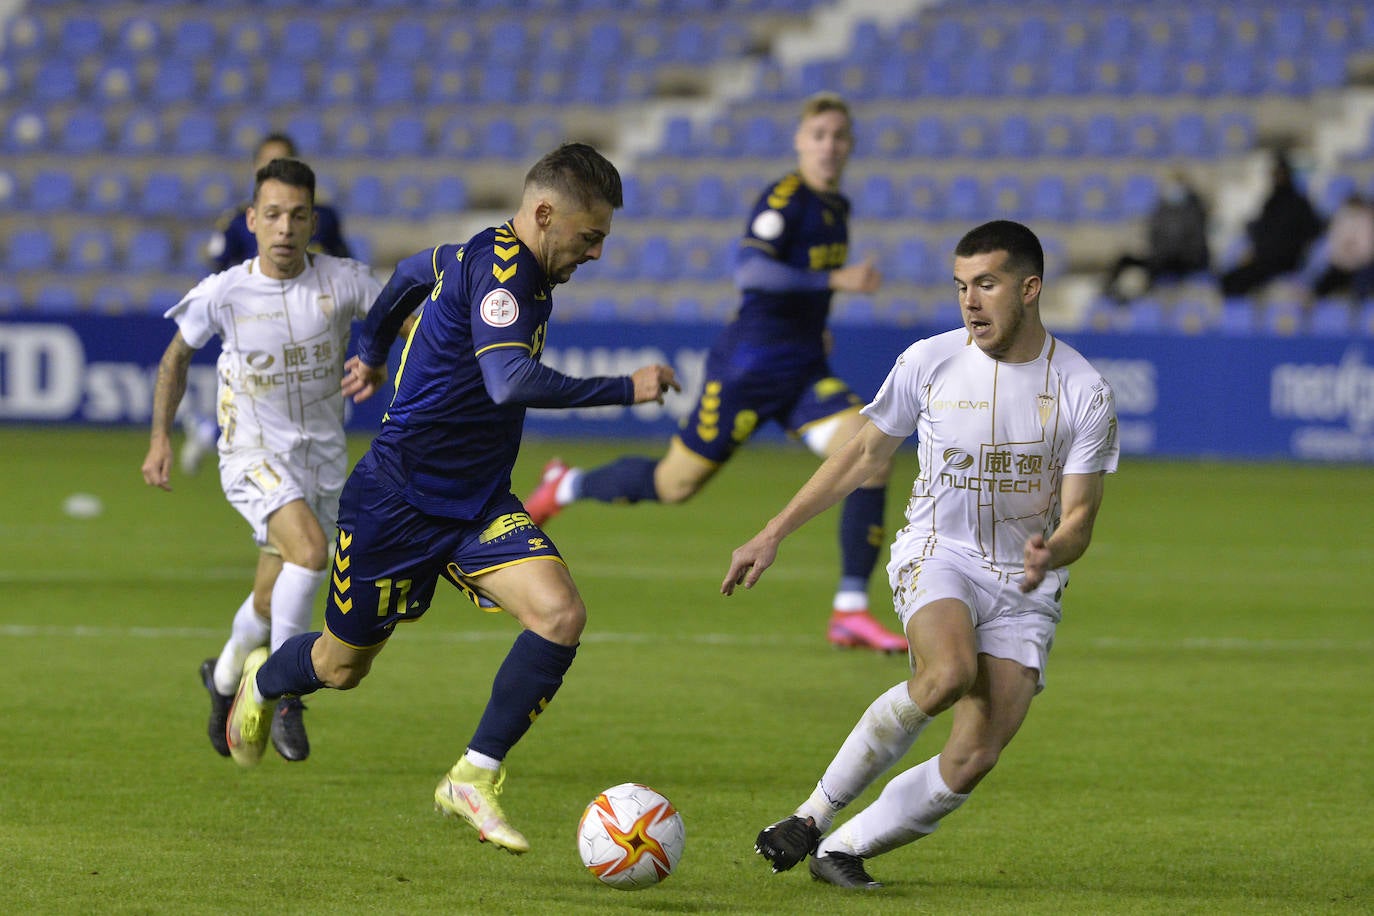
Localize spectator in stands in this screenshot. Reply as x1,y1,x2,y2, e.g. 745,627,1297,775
1309,191,1374,303
1219,153,1322,298
183,133,354,475
523,92,907,654
1101,169,1209,304
205,132,352,271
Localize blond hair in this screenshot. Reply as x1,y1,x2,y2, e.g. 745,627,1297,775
799,91,851,124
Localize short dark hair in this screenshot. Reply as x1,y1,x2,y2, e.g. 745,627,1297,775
256,132,298,158
954,220,1044,279
253,157,316,205
524,142,623,211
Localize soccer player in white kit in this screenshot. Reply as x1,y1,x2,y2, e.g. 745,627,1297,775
723,220,1120,889
141,157,382,762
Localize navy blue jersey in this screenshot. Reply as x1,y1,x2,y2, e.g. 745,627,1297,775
207,203,350,272
728,172,851,350
353,225,633,520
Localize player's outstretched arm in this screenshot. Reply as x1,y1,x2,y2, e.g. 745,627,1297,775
722,421,902,596
828,257,882,294
629,364,680,405
341,355,387,404
141,332,195,491
1020,471,1106,593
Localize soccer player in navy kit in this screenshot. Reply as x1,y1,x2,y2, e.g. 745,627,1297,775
224,144,679,854
526,92,906,653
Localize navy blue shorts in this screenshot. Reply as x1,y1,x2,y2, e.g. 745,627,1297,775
675,346,865,464
325,467,564,649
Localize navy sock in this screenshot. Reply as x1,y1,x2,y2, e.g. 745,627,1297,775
840,485,886,582
576,456,660,504
255,632,325,700
468,630,578,761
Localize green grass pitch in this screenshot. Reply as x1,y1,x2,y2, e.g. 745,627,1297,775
1,428,1370,914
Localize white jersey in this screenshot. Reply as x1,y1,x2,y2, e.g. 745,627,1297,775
166,254,382,476
864,328,1119,577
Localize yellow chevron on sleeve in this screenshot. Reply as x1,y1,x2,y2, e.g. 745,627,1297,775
494,244,519,261
493,263,517,283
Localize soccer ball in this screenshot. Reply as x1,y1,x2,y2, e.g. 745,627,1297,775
576,783,685,890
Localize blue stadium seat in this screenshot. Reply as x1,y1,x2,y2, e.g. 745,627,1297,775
985,174,1028,221
380,114,428,157
92,60,138,104
346,174,388,218
85,170,133,214
691,173,738,219
31,59,82,104
226,112,271,159
6,227,58,271
126,227,177,274
887,236,938,285
34,285,81,314
1308,299,1355,336
118,17,162,57
261,59,310,106
0,168,17,209
139,173,185,218
639,235,678,282
1122,112,1168,159
1082,112,1121,158
178,230,215,273
370,64,417,106
950,114,994,158
1120,172,1159,220
855,173,902,220
58,109,107,156
481,117,522,160
1176,55,1221,97
1027,174,1073,222
680,235,728,282
280,16,326,60
141,286,187,316
207,59,254,105
1218,298,1257,335
1262,56,1309,96
996,112,1038,158
319,63,364,104
647,174,690,219
910,114,950,159
429,175,468,213
91,285,136,315
27,169,79,213
392,175,430,220
116,111,162,156
283,112,326,159
1169,112,1214,158
173,111,220,156
525,116,565,154
67,228,117,273
739,114,785,158
334,113,378,157
701,116,741,158
944,174,986,223
58,16,104,57
190,173,237,219
902,175,942,220
1214,112,1255,157
3,13,46,59
1075,173,1117,221
226,20,272,57
384,17,429,60
437,116,480,157
426,64,473,104
169,17,218,59
860,114,910,160
1132,49,1178,96
149,56,201,105
1038,113,1080,158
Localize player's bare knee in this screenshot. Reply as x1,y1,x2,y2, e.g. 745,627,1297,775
943,745,1001,792
911,660,976,712
316,657,371,690
655,480,699,505
530,594,586,645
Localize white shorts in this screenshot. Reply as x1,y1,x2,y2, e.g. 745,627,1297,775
890,547,1067,691
219,449,343,548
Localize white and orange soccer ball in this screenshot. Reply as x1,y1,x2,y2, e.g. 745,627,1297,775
576,783,685,890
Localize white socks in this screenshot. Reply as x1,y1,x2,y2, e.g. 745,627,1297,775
832,590,869,613
269,562,327,651
555,468,581,507
213,594,270,695
820,755,968,859
795,681,932,832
